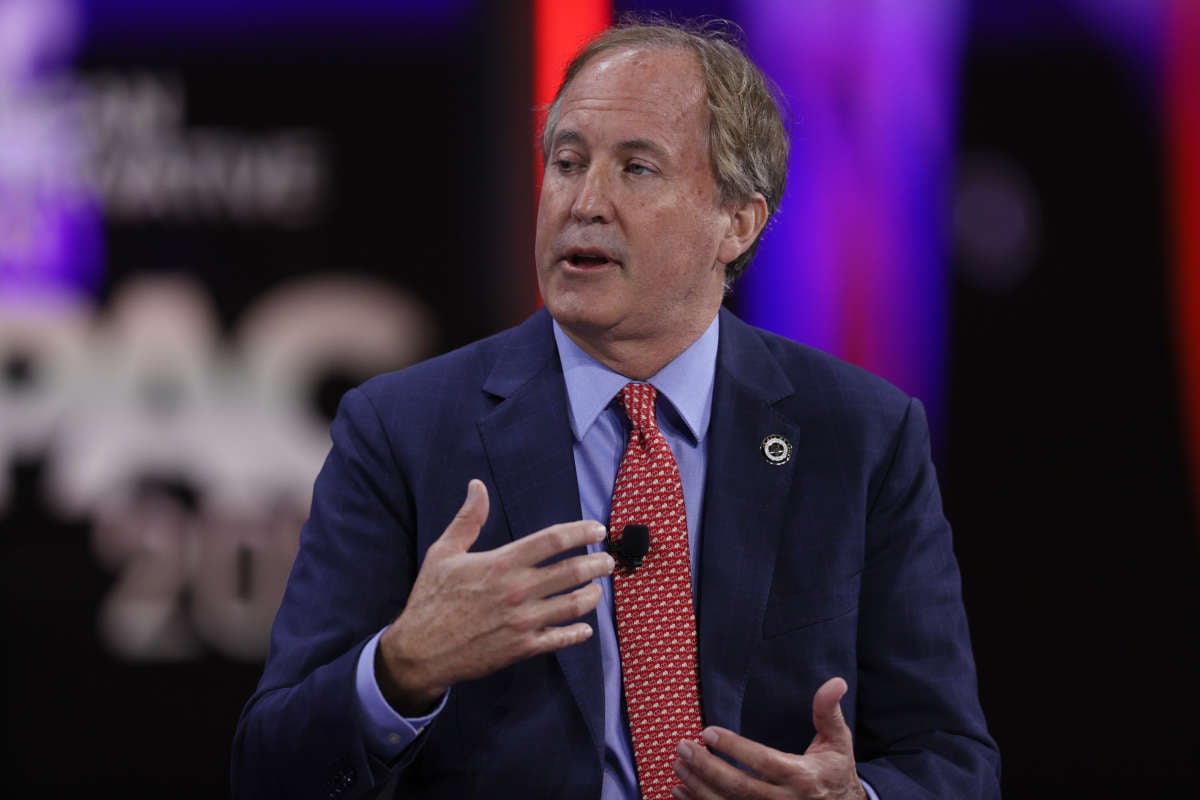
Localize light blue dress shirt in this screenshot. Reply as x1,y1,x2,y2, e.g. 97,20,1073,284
352,312,877,800
554,316,719,798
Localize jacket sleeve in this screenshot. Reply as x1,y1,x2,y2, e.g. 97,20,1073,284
854,398,1002,798
231,386,431,799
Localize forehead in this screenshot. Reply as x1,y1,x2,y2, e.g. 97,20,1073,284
554,47,709,144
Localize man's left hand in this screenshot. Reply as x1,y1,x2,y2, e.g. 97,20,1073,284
671,677,866,800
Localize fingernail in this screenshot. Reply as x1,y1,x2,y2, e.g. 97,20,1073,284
673,760,690,780
701,729,718,747
603,553,616,572
676,741,692,761
591,523,607,541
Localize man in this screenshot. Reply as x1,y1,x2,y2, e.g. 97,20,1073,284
233,19,999,800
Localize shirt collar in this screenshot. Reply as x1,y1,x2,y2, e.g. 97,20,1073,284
552,314,719,445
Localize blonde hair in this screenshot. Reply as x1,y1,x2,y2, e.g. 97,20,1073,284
542,18,789,283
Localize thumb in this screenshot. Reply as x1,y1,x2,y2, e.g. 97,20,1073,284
808,676,853,753
435,479,490,555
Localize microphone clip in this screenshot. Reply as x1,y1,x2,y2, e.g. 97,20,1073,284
607,524,651,571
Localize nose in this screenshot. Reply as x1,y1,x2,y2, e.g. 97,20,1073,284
571,167,613,224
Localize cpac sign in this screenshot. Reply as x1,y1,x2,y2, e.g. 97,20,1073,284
0,275,433,662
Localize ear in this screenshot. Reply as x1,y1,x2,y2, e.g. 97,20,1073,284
717,193,769,266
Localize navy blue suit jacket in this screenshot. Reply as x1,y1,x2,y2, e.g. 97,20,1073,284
232,308,1000,799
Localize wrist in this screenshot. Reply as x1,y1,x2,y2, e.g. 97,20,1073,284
375,625,447,716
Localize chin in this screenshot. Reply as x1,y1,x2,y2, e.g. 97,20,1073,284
544,295,615,332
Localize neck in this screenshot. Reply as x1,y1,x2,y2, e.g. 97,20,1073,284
557,312,718,381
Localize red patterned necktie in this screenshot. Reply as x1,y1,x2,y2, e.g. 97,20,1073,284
609,382,703,800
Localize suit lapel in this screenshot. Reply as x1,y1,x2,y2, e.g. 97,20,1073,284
476,310,606,765
697,309,800,731
472,309,803,754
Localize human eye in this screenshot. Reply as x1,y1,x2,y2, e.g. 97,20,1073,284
625,161,656,176
553,152,584,173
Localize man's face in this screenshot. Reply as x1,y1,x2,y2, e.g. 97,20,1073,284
535,47,742,370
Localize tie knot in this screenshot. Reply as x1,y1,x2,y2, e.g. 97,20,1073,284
618,382,658,433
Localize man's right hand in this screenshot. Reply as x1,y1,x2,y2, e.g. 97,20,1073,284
376,479,614,715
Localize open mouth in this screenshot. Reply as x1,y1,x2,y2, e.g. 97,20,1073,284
569,254,610,266
564,249,617,268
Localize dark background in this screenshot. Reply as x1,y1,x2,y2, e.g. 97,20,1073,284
2,0,1196,795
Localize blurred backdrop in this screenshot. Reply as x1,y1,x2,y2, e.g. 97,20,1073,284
2,0,1197,795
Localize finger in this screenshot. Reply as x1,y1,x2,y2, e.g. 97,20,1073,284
526,620,595,655
673,753,727,800
433,479,490,555
525,581,604,630
676,735,780,799
506,519,608,566
527,550,615,598
809,676,853,753
698,727,794,785
673,759,727,800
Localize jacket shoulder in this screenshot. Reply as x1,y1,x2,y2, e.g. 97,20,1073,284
354,311,551,407
730,316,914,415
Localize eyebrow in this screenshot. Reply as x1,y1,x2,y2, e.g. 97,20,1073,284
550,129,670,161
615,138,670,160
551,129,585,149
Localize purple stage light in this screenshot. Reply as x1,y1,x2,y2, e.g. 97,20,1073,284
0,0,104,305
738,0,965,440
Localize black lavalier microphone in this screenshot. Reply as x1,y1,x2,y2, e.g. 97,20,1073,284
608,524,651,571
